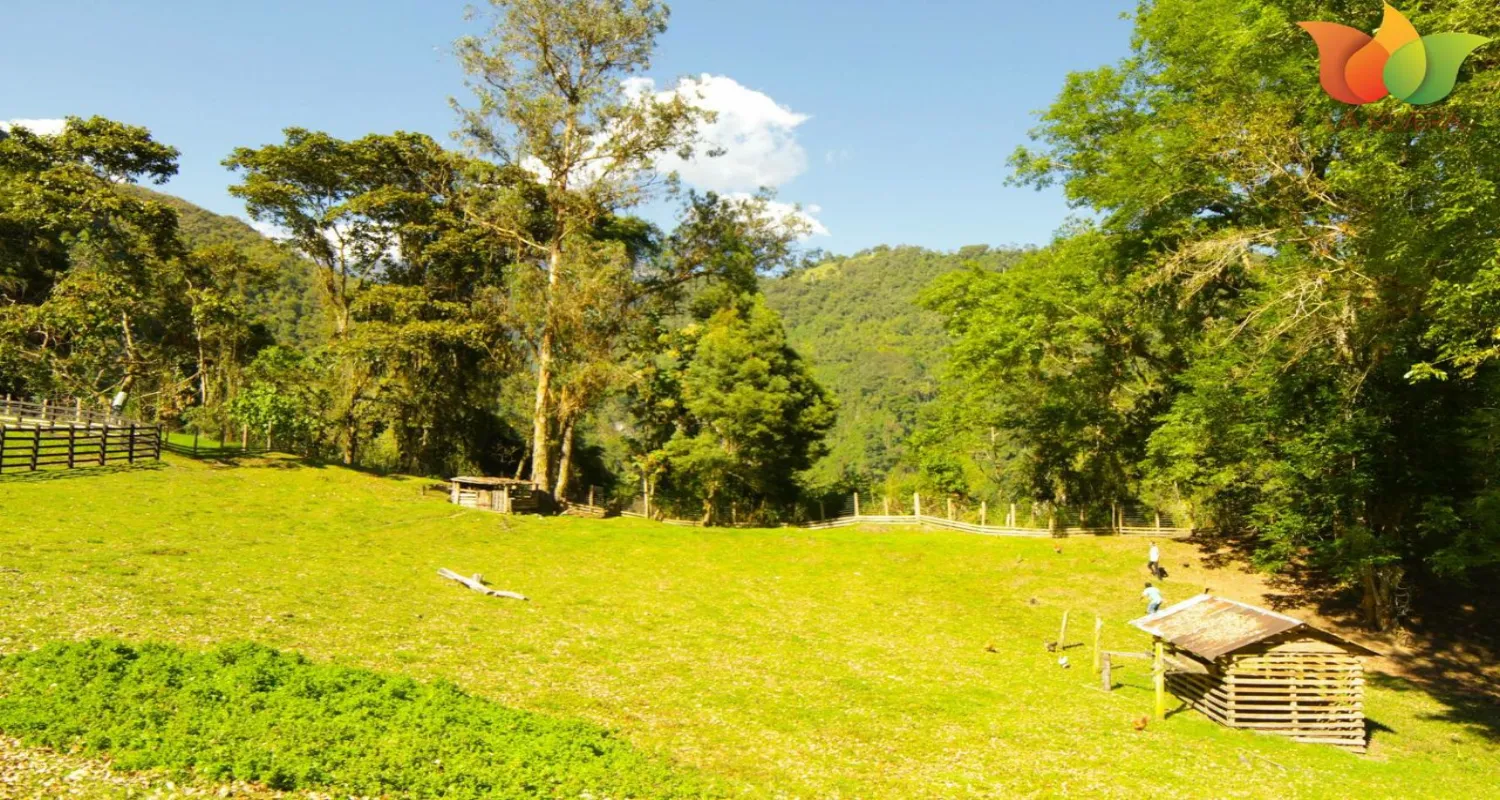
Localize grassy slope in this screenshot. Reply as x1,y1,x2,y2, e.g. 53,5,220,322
0,458,1495,798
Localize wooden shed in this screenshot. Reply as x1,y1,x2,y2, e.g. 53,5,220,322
448,476,541,514
1130,594,1377,751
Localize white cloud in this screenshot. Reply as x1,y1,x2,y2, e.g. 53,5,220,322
243,217,288,240
637,74,811,193
1,118,67,136
726,192,828,239
824,148,850,166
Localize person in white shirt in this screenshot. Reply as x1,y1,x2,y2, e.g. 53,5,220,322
1148,541,1161,578
1142,582,1163,614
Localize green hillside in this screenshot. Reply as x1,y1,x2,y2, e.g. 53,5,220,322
761,245,1022,488
122,185,323,349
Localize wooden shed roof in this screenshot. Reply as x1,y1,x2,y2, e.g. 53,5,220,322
1129,594,1378,660
449,476,535,487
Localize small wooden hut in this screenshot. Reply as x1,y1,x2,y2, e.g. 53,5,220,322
448,476,541,514
1130,594,1377,751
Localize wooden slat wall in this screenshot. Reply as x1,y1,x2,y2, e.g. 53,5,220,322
1165,634,1366,752
1225,643,1365,751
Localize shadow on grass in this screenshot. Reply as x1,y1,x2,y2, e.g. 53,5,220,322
0,461,165,484
1187,529,1500,742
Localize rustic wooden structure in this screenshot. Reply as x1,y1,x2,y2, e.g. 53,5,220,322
448,476,542,514
1130,594,1377,751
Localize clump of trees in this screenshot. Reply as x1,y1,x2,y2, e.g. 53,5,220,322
911,0,1500,628
0,0,833,521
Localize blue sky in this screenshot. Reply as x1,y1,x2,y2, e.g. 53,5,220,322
3,0,1136,254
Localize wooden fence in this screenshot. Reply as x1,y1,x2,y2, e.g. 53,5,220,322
803,493,1192,538
0,421,162,474
0,396,127,428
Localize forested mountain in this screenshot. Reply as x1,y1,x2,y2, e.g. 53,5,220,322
119,186,323,349
761,245,1021,489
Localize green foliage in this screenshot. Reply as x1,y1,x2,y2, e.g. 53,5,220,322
633,290,834,522
0,117,187,405
917,0,1500,625
0,639,704,798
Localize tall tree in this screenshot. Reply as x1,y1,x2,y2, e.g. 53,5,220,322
0,117,187,410
453,0,711,492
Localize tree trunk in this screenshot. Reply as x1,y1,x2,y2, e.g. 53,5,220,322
529,243,563,493
1360,563,1401,631
555,414,577,501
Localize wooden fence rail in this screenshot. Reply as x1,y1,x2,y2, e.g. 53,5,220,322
800,512,1191,538
0,396,128,428
0,421,162,475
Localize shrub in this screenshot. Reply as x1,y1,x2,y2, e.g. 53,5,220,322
0,639,708,798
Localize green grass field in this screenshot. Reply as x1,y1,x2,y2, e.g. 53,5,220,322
1,455,1496,798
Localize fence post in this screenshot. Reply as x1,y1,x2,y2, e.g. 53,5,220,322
980,501,987,526
155,425,162,460
853,492,860,517
128,424,137,464
1155,511,1162,533
0,423,5,474
31,426,41,471
947,497,954,520
588,486,595,507
74,398,83,424
913,492,921,517
1093,616,1103,673
1010,503,1018,528
1154,639,1166,719
883,496,890,516
68,425,76,469
99,424,109,465
241,423,248,449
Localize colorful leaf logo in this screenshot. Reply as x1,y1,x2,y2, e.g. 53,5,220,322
1299,4,1491,105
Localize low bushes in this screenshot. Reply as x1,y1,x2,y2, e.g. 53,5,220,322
0,639,707,798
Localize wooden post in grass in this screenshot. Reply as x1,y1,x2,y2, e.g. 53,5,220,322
947,497,954,520
241,423,248,449
99,424,109,465
1010,503,1017,528
128,423,137,464
1058,610,1070,651
155,425,162,460
1154,639,1166,719
913,492,921,517
31,427,40,471
1101,653,1113,691
1093,616,1103,672
883,496,890,516
980,501,987,526
74,397,83,424
0,423,6,474
853,492,860,517
67,425,75,469
1155,511,1162,533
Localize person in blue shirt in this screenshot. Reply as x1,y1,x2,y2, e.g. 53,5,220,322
1142,582,1163,614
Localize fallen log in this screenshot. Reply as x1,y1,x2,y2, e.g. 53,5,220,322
438,568,528,601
